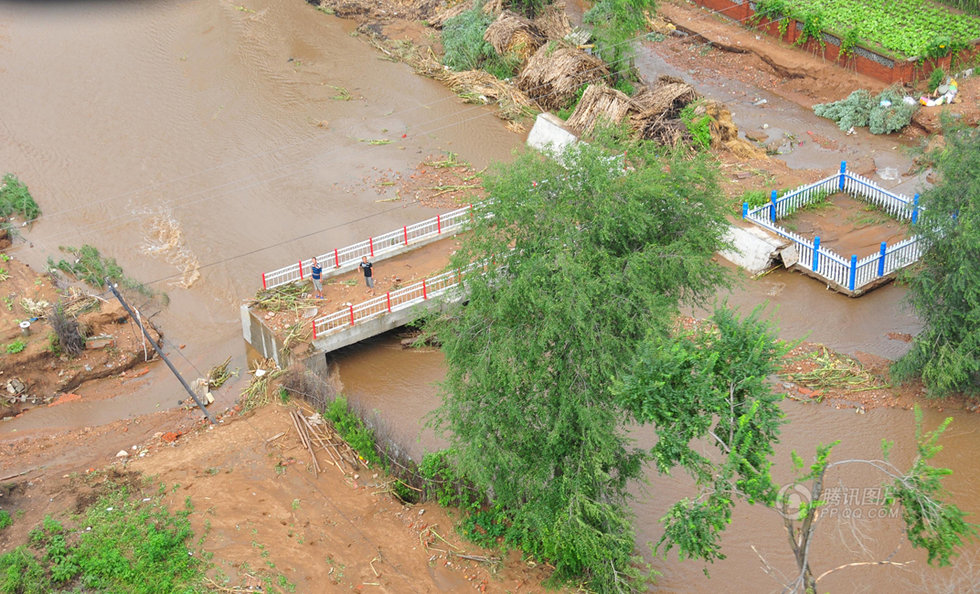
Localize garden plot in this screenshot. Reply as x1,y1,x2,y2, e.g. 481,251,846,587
756,0,980,58
779,192,910,257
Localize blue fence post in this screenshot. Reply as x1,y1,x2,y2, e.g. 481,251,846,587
742,202,748,219
812,237,821,272
839,161,846,191
877,242,887,277
912,194,919,224
770,190,778,222
848,255,857,291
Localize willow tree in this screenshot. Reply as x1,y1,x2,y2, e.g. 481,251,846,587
428,139,730,591
894,123,980,397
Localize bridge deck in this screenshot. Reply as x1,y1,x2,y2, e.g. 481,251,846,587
243,236,463,365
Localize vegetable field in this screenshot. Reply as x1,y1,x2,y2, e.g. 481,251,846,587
757,0,980,58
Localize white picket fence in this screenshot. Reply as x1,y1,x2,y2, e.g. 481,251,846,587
744,162,924,293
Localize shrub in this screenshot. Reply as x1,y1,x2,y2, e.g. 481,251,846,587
48,244,152,296
5,339,26,354
482,49,522,79
0,174,41,222
323,397,381,465
680,102,712,150
928,68,946,92
50,303,85,357
442,7,495,72
814,89,874,130
0,510,11,530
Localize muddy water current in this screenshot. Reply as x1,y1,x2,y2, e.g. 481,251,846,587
1,1,978,591
0,0,515,429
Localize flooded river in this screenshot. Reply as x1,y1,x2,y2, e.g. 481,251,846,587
2,1,978,591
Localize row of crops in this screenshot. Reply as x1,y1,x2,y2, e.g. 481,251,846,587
754,0,980,59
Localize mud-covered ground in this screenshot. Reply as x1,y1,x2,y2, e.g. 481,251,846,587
0,247,163,419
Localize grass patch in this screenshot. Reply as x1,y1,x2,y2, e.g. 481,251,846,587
0,480,206,593
48,245,153,296
0,173,41,223
323,396,381,466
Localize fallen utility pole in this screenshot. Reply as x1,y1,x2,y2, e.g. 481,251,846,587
105,279,216,424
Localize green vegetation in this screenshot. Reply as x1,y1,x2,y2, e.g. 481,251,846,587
680,102,711,150
0,510,11,530
618,309,975,591
5,339,26,354
0,481,205,593
427,137,730,591
753,0,980,58
935,0,980,15
814,87,918,135
585,0,656,81
894,123,980,397
324,396,381,466
928,67,947,92
48,244,152,295
0,174,41,223
441,7,508,74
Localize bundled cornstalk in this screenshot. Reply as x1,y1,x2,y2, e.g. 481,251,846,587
442,70,536,120
630,76,700,145
240,358,284,411
785,347,889,394
206,356,238,390
252,282,309,312
533,0,572,42
483,11,545,64
565,83,637,135
63,290,102,317
517,44,608,111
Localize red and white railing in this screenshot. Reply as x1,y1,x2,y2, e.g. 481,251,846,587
311,262,482,340
260,204,476,290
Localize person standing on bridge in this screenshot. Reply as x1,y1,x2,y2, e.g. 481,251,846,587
360,256,374,293
310,256,323,299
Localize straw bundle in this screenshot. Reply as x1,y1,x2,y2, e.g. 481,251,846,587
697,100,767,159
632,75,699,117
428,0,474,28
517,44,609,111
533,1,573,41
484,11,545,63
629,76,700,146
442,69,536,120
565,84,637,134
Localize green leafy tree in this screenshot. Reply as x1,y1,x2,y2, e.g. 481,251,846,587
428,138,730,591
584,0,655,82
893,123,980,396
617,308,975,593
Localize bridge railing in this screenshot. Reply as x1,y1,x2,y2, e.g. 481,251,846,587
312,263,481,339
261,204,475,290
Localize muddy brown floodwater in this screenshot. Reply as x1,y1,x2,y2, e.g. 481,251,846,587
2,0,979,591
0,0,515,432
